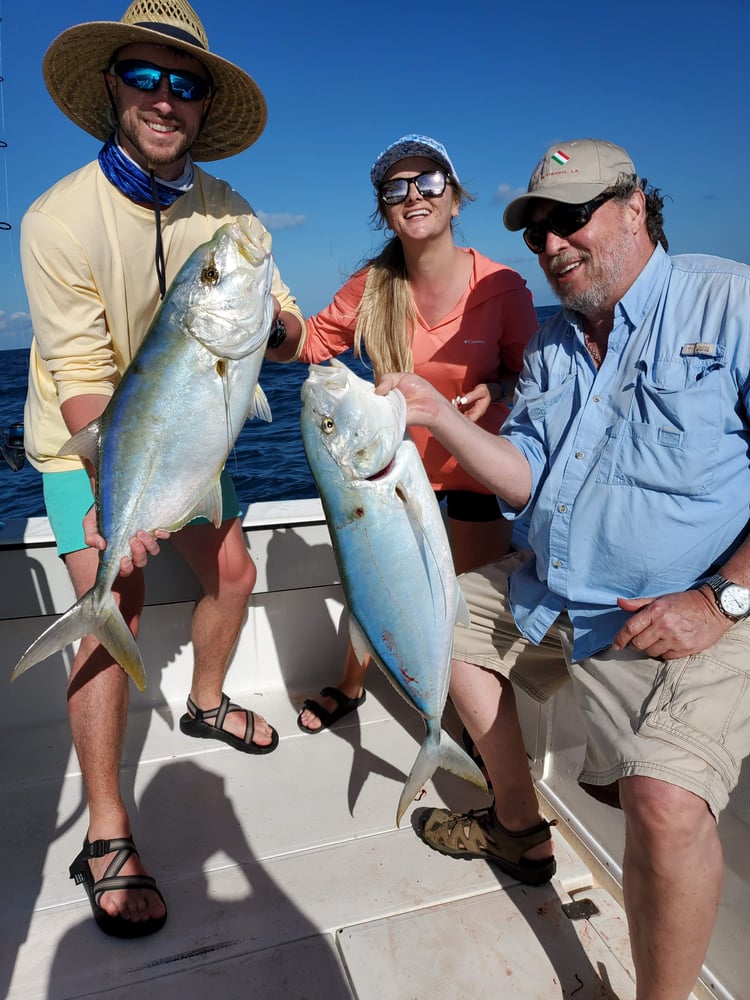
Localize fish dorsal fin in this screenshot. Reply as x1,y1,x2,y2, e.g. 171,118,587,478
59,421,102,465
249,384,272,423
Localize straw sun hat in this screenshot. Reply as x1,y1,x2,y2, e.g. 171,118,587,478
42,0,267,161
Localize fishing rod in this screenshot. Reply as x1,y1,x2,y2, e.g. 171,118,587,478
0,9,8,231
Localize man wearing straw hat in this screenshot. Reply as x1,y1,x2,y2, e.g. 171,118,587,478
20,0,304,938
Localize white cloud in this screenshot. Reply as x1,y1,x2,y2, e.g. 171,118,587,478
256,211,306,231
493,183,526,205
0,311,33,350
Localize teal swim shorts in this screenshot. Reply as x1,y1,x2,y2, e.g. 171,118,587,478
42,468,242,557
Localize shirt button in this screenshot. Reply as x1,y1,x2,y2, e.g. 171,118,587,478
553,560,562,569
558,505,567,512
575,451,584,459
593,394,601,402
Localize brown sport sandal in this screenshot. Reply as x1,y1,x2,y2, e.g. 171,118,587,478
418,805,557,886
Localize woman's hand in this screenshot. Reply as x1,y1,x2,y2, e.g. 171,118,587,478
451,383,491,422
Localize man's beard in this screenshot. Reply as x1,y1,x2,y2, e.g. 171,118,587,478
117,119,192,168
547,223,630,315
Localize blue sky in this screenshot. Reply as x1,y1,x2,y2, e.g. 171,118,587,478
1,0,748,349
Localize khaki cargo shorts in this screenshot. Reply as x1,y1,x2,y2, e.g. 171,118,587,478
453,553,750,817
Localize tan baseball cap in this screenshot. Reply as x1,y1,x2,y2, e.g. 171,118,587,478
503,139,637,231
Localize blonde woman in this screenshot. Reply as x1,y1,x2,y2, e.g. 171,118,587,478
269,134,537,733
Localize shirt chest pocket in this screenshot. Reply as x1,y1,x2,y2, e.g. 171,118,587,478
595,360,725,496
525,373,577,453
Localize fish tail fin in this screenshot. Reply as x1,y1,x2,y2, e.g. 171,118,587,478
11,589,147,693
396,722,488,827
437,726,489,791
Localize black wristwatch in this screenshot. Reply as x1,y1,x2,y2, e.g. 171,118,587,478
267,317,287,350
704,573,750,620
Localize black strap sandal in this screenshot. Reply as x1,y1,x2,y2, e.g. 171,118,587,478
179,692,279,754
297,685,366,734
68,836,167,938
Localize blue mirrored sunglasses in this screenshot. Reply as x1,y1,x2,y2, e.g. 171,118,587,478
109,59,214,102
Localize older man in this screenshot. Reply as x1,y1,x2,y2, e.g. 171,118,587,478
21,0,304,937
378,138,750,1000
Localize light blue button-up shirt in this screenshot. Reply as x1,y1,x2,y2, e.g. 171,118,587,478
501,246,750,660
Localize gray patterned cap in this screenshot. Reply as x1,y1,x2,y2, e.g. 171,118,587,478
370,134,459,189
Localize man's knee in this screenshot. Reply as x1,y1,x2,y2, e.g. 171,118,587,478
175,520,255,597
620,775,715,849
228,547,256,598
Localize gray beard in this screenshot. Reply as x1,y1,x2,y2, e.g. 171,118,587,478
548,225,629,316
556,274,620,314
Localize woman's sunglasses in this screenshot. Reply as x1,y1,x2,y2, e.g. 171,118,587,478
380,169,450,206
523,191,615,254
109,60,214,102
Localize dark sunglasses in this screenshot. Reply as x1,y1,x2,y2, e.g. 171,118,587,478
380,169,450,206
523,191,616,254
109,59,214,102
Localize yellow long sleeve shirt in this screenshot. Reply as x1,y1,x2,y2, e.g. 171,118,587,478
21,160,302,472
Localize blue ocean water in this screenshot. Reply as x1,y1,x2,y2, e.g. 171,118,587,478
0,306,559,521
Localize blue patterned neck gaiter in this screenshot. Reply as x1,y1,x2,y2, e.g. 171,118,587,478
97,132,193,207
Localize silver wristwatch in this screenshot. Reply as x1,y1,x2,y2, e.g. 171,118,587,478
704,574,750,620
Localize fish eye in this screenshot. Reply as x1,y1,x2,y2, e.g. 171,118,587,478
201,262,220,284
322,417,335,434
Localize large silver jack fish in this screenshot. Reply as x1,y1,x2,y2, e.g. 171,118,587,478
12,216,275,692
300,359,488,825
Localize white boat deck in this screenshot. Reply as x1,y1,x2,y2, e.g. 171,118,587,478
4,671,658,1000
0,506,723,998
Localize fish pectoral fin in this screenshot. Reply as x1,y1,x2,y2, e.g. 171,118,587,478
249,384,272,423
59,420,102,464
348,617,373,666
174,480,224,530
396,478,453,620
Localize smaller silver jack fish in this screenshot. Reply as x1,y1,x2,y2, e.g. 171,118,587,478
12,216,275,692
300,359,487,825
